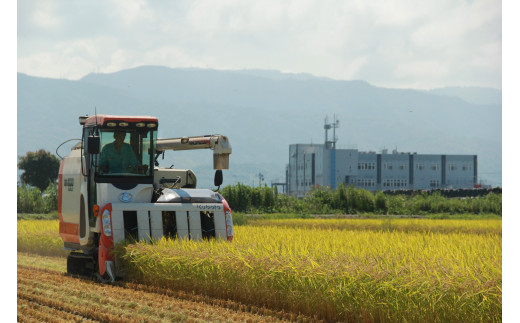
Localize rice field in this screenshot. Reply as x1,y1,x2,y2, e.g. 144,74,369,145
18,218,502,322
18,257,295,322
17,219,68,257
248,217,502,235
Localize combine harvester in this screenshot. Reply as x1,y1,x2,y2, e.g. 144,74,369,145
57,115,233,282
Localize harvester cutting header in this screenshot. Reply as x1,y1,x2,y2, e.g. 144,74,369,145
58,114,233,282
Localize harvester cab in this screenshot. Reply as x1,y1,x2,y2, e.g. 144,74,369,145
58,115,233,282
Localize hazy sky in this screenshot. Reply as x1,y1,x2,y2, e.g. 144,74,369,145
17,0,502,89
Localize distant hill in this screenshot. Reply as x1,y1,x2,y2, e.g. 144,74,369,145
425,87,502,105
17,66,502,187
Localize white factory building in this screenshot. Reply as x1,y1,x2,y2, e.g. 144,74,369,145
286,118,477,197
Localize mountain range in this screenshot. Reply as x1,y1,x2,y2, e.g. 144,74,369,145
17,66,502,188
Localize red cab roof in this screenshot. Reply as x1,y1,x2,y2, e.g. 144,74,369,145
84,115,158,126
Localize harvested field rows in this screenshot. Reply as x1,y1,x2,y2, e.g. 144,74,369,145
18,258,311,322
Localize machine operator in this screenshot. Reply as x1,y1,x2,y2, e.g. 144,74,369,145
99,130,140,174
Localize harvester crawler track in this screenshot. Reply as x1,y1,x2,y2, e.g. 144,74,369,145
66,251,96,278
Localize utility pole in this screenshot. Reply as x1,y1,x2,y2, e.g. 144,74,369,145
324,114,340,189
258,172,264,187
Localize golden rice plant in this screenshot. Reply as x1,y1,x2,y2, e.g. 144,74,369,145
117,222,501,322
17,220,67,257
251,218,502,235
18,218,501,322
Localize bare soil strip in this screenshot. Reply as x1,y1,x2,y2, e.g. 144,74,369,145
17,255,315,322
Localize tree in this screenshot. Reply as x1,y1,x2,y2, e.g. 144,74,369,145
18,149,60,191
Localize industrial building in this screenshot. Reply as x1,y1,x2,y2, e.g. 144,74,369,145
286,117,477,197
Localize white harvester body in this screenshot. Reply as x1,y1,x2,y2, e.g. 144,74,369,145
58,114,233,282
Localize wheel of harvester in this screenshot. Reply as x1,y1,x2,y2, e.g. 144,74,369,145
67,252,95,277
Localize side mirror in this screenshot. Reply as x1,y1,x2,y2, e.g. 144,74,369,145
88,135,100,154
214,170,223,187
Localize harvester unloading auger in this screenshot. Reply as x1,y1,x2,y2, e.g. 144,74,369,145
58,115,233,282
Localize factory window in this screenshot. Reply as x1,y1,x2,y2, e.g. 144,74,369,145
384,163,393,170
449,164,457,171
399,164,407,170
384,179,408,187
357,179,375,187
462,164,472,171
416,163,424,171
431,164,439,171
395,179,401,187
358,162,375,170
430,180,440,187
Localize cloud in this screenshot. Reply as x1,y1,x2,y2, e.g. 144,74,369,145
395,61,450,80
17,0,501,89
30,3,61,30
109,0,154,26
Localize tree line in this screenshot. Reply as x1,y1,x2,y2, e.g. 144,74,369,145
17,183,58,214
17,181,501,216
17,150,501,216
220,183,502,216
17,149,61,214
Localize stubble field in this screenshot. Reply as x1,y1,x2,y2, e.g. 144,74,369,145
17,217,501,322
18,253,298,322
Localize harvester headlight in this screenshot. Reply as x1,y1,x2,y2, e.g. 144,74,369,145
106,122,117,127
136,122,145,128
119,122,129,127
102,209,112,236
147,123,157,128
